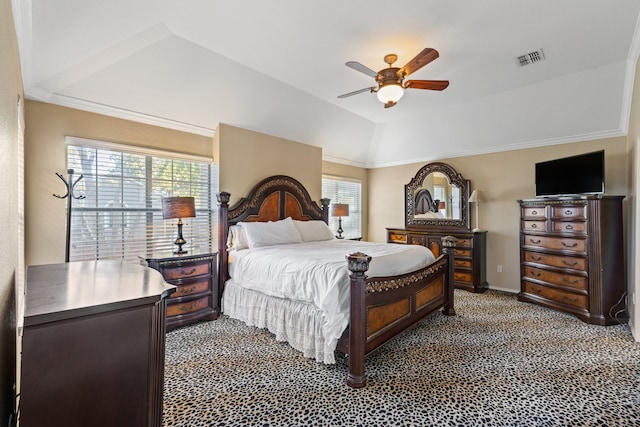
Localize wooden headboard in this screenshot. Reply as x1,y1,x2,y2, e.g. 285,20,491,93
216,175,330,287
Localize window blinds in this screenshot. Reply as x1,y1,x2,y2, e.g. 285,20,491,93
67,144,217,262
322,176,362,239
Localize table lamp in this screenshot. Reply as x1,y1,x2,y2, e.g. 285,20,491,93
162,196,196,254
331,203,349,239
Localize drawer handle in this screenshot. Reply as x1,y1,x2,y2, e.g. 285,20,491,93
531,223,538,229
565,224,574,230
562,295,579,303
561,242,578,248
565,210,573,215
530,286,541,294
529,239,541,244
179,285,197,294
180,267,197,275
531,210,538,215
179,302,198,312
562,260,578,267
529,270,541,277
531,255,542,261
562,277,579,285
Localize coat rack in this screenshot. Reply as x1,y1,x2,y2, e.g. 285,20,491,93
53,169,85,262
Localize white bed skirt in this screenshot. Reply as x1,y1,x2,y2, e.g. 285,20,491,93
221,279,340,364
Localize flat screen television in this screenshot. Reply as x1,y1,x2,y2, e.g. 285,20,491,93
535,150,604,197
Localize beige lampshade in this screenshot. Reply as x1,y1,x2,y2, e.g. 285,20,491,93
162,196,196,219
331,203,349,217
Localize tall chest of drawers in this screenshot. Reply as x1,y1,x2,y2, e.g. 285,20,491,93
142,251,218,331
387,228,488,293
518,196,626,325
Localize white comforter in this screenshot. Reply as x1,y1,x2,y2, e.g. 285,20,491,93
227,240,435,361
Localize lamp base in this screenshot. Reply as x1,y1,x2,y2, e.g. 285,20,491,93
173,220,188,255
472,228,482,233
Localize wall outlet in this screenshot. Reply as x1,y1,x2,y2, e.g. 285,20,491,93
497,265,503,273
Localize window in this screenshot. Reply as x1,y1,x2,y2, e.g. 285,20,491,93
322,175,361,239
67,141,218,262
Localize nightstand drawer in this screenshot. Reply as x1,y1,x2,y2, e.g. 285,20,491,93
456,238,472,247
455,248,471,257
169,278,210,298
388,233,407,244
162,262,211,280
166,295,211,317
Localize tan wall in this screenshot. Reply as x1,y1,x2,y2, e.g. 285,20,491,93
0,0,22,421
368,137,629,293
217,124,322,205
627,55,640,339
24,101,213,266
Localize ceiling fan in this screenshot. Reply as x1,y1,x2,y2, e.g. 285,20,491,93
338,48,449,108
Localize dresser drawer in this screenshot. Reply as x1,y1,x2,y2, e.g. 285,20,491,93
551,221,586,234
523,251,586,271
523,266,587,291
522,281,588,310
454,259,472,269
161,261,211,280
388,232,407,244
551,205,586,220
166,295,211,318
169,277,211,299
408,235,426,246
453,271,472,283
522,206,546,218
455,248,472,257
522,220,546,232
456,238,473,248
522,234,585,253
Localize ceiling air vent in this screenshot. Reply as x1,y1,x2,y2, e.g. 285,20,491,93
515,49,545,67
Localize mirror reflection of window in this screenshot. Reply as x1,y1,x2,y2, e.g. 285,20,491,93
433,185,446,217
451,187,461,219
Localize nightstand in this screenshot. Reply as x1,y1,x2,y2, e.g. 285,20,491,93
141,251,218,331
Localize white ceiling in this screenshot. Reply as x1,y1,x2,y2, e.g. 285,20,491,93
13,0,640,167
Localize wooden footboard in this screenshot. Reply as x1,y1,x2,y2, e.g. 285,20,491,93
338,236,457,388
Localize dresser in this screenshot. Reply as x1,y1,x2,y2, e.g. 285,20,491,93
20,261,175,427
517,196,626,325
387,228,488,293
142,251,218,331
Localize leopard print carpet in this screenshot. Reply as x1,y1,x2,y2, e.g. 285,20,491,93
163,290,640,426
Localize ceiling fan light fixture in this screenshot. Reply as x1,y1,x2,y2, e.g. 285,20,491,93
377,83,404,104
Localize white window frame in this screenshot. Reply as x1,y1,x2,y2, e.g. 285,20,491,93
322,175,362,240
65,137,218,262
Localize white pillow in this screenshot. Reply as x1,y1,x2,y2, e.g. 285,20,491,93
294,220,336,242
226,225,249,251
239,217,303,248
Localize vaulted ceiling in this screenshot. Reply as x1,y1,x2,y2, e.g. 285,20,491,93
13,0,640,167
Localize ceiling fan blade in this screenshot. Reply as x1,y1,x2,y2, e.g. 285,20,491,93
345,61,378,78
337,87,375,99
400,48,439,77
404,79,450,91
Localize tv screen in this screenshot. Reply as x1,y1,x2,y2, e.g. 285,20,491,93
535,150,604,197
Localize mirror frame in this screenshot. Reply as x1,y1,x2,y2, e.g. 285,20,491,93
405,162,471,232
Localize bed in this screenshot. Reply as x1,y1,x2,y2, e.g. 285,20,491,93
216,175,456,388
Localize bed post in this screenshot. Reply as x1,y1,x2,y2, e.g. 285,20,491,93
217,192,230,301
346,252,371,388
441,236,457,316
320,198,330,223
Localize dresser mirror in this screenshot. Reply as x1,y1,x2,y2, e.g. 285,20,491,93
405,162,471,231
